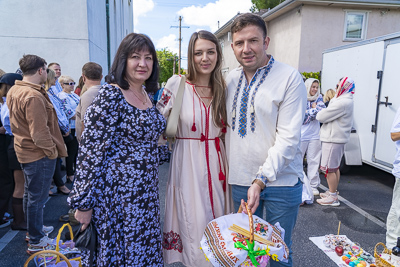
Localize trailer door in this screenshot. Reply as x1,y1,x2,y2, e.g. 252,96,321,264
373,38,400,168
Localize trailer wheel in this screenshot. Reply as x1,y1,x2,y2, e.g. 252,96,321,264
339,156,351,174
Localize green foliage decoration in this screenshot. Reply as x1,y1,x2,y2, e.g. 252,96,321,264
156,48,180,85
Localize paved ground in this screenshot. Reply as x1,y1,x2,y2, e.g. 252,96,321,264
0,162,394,266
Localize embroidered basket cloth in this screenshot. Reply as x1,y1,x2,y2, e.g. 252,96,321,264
200,212,289,267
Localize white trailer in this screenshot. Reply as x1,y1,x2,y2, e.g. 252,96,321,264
321,32,400,173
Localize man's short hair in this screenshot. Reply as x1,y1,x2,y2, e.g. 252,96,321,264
231,13,267,39
19,55,47,76
82,62,102,81
48,62,60,68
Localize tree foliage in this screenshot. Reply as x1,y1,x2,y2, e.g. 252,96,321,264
156,48,179,85
250,0,282,12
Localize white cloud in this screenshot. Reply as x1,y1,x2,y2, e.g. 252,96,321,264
177,0,252,32
133,0,155,26
156,34,179,54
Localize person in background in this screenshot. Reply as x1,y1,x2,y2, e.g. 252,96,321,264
48,63,62,94
0,73,23,229
300,78,325,202
68,33,169,266
7,55,67,254
74,76,85,96
75,62,102,142
57,75,80,183
158,30,231,266
316,77,355,206
323,88,336,108
225,13,306,267
44,69,71,195
386,107,400,248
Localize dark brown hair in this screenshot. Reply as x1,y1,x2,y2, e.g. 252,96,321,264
187,30,227,128
19,54,47,76
106,33,159,93
82,62,102,80
231,13,267,39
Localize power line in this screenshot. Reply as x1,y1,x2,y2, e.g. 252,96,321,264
170,16,189,75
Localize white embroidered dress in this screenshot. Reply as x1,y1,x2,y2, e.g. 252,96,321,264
157,75,231,267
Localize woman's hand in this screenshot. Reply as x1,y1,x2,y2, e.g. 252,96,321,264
75,209,93,231
311,102,317,108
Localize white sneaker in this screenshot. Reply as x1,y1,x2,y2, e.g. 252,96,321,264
320,190,339,198
312,188,320,196
27,236,55,254
317,195,340,206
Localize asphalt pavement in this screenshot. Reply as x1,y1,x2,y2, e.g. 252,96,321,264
0,163,394,266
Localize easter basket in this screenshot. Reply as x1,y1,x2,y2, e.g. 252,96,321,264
200,203,289,267
24,223,82,267
374,242,394,267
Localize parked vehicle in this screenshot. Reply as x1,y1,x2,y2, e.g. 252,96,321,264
321,32,400,173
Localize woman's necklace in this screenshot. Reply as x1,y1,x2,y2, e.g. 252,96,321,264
194,84,212,98
130,87,147,105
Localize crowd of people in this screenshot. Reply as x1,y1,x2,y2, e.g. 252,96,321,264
5,12,399,267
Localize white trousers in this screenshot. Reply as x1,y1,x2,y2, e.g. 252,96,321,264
300,139,322,189
386,177,400,248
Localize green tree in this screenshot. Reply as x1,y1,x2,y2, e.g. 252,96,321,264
157,48,179,85
250,0,281,12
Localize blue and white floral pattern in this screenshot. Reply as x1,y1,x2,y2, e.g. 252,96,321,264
68,84,169,266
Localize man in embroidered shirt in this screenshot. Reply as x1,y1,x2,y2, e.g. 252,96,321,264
225,13,306,267
48,62,63,94
7,55,67,254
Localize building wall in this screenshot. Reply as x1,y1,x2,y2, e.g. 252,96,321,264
266,7,302,70
0,0,133,81
299,5,400,73
219,31,241,77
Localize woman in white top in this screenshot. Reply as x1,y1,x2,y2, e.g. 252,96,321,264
300,78,325,204
58,75,80,183
316,77,355,207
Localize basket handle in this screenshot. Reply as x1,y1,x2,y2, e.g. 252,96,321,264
24,250,72,267
237,202,254,244
55,223,74,263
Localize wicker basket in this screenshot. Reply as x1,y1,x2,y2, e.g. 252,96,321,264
374,242,394,267
237,203,254,243
24,250,72,267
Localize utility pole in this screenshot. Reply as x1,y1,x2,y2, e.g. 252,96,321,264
171,16,189,74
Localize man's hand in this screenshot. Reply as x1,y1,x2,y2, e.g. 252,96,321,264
75,209,93,231
242,183,262,214
63,130,70,137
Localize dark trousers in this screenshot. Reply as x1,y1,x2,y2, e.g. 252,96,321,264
64,129,78,176
53,159,64,187
22,157,56,244
0,134,14,221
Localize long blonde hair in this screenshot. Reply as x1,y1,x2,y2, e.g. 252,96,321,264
323,89,336,103
186,30,227,128
44,69,56,91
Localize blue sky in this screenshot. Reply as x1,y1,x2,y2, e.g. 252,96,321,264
133,0,252,69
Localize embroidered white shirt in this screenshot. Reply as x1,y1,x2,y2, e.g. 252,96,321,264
225,58,306,187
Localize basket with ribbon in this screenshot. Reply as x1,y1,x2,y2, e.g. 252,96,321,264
200,203,289,267
24,223,82,267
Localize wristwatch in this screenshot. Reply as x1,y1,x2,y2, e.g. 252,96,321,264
252,179,266,190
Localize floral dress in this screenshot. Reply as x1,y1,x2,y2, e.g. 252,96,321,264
68,84,169,266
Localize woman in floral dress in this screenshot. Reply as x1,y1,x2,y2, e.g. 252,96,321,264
158,30,231,267
68,33,169,266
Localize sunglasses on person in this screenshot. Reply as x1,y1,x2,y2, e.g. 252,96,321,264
63,82,76,86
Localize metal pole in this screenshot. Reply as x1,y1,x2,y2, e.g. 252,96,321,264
178,16,182,75
173,57,176,75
